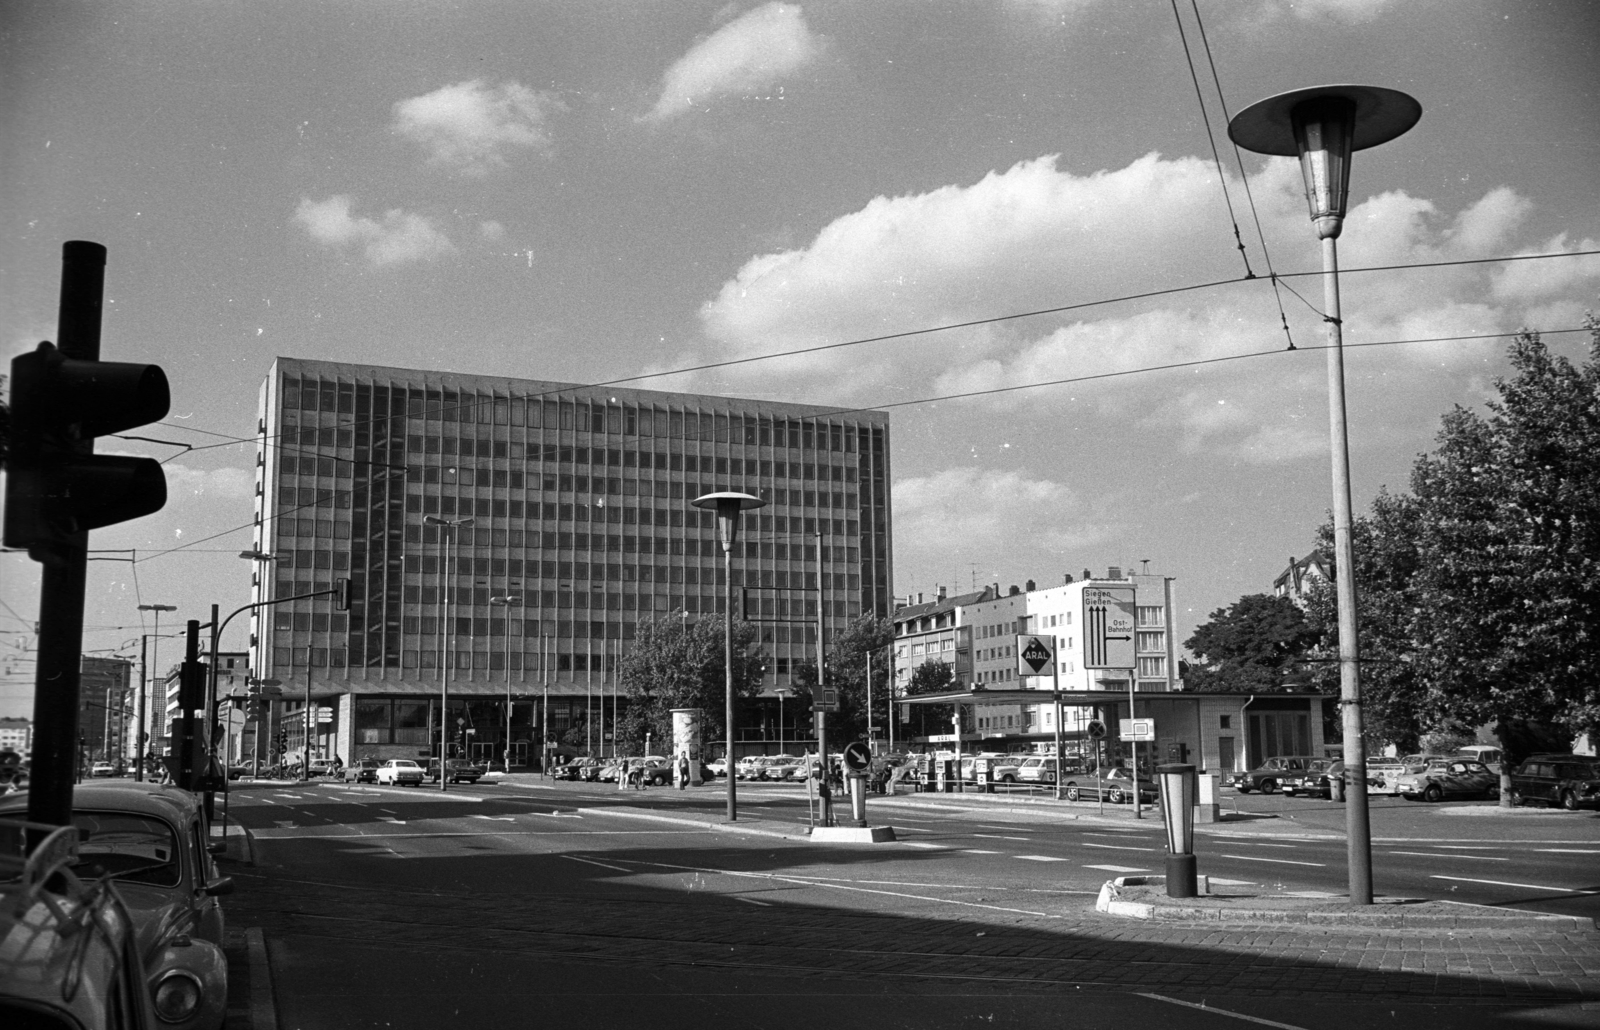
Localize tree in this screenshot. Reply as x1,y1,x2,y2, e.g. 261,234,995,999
824,615,895,743
1404,324,1600,795
903,658,958,740
1182,593,1319,693
614,611,765,755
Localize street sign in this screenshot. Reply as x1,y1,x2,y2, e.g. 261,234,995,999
1119,718,1155,742
1086,720,1107,740
812,686,839,713
841,741,871,771
316,706,334,723
1084,585,1136,670
1015,635,1054,676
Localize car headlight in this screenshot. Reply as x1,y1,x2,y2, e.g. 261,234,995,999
153,971,204,1022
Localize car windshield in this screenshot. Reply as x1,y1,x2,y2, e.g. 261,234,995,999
71,811,181,887
391,761,419,769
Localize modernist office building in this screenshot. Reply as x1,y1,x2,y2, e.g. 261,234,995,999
248,358,892,766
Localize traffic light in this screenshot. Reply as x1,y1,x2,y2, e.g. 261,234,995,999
4,339,169,561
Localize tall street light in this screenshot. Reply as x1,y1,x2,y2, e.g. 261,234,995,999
490,593,523,771
691,490,767,822
1229,84,1420,906
136,603,177,782
426,515,474,792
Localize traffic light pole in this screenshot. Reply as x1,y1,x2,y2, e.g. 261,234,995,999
23,243,103,842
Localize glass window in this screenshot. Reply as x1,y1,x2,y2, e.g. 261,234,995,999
69,811,180,887
395,702,430,744
356,700,393,744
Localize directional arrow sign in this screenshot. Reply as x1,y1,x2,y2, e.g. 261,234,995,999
1083,585,1136,670
1015,635,1054,676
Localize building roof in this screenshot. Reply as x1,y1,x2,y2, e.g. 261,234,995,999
893,587,992,626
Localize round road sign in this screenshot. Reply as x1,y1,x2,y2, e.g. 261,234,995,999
1086,720,1107,740
841,741,872,772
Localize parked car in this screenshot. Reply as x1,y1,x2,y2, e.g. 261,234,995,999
376,759,424,786
427,758,485,784
1060,768,1160,805
1394,758,1498,802
0,817,160,1030
90,761,117,778
1,782,232,1030
706,757,728,778
306,758,333,777
554,757,595,781
1510,754,1600,810
1454,744,1504,773
1281,758,1337,798
1230,756,1314,794
760,756,805,781
343,758,383,783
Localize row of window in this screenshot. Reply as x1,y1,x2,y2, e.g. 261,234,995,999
276,645,817,676
282,377,882,457
281,448,867,483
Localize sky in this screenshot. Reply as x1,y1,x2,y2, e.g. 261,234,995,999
3,0,1598,718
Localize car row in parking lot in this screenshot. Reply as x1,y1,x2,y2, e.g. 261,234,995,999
1228,750,1598,808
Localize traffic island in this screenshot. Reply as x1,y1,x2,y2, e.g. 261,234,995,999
1095,877,1597,931
809,825,897,843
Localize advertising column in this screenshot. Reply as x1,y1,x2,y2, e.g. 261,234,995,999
671,708,703,786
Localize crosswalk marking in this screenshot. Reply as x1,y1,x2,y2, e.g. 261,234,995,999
1219,854,1324,867
1014,855,1067,863
1084,864,1148,873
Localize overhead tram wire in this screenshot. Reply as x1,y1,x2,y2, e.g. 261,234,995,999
122,321,1590,568
164,246,1600,460
1181,0,1296,350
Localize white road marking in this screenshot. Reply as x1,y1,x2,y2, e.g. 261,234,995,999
470,815,516,821
963,849,1001,855
1081,842,1156,852
1084,864,1148,873
1207,877,1257,886
734,896,772,906
1389,850,1507,861
1219,854,1325,867
1141,992,1314,1030
1014,855,1067,862
562,855,631,873
1431,875,1600,895
902,841,947,849
1536,848,1600,854
1221,842,1298,849
1435,845,1502,850
377,817,406,824
892,825,933,833
972,833,1029,841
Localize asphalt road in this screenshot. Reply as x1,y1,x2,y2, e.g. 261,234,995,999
217,777,1600,1030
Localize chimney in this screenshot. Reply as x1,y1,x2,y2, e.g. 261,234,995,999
917,592,924,605
1063,573,1074,585
1107,566,1122,580
1007,584,1020,596
1082,568,1092,582
1025,579,1036,592
937,585,947,601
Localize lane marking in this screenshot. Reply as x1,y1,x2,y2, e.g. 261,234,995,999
562,855,631,873
1207,877,1257,886
1085,864,1148,873
1081,842,1156,852
972,834,1030,841
734,896,772,906
963,849,1001,855
1014,855,1068,863
1218,854,1325,867
892,825,933,833
1221,842,1299,849
470,815,516,821
1140,992,1313,1030
1431,875,1600,895
1388,850,1508,861
901,841,948,849
1435,845,1502,851
1536,848,1600,854
377,817,407,825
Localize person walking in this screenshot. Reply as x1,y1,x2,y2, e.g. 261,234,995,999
677,751,689,790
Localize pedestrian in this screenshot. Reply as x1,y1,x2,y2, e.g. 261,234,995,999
677,751,689,790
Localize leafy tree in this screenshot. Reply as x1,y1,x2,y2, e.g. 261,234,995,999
1405,325,1600,792
1182,593,1319,693
615,611,765,755
903,658,958,739
826,615,895,742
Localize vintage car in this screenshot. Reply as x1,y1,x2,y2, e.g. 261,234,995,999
1230,756,1315,794
1,817,160,1029
1510,754,1600,810
1060,767,1160,805
342,758,383,783
426,758,485,784
1281,758,1337,798
1394,758,1498,802
0,783,232,1030
375,759,424,786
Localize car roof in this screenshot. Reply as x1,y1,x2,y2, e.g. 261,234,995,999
0,780,201,824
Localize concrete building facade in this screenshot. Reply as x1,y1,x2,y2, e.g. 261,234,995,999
248,357,893,766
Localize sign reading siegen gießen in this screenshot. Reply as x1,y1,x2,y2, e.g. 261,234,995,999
1083,585,1136,670
1015,635,1055,677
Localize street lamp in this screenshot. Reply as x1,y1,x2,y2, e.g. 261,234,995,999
1229,84,1420,906
691,490,767,822
136,603,177,782
426,515,474,792
490,594,523,772
775,687,789,757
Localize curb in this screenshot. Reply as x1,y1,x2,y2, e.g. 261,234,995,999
1094,879,1598,931
245,927,278,1030
577,806,808,841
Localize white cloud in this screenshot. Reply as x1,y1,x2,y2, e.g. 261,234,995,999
393,80,563,176
894,468,1111,591
642,3,823,124
294,196,457,267
1491,232,1600,304
157,463,255,502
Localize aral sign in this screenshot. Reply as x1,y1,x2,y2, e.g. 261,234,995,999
1083,585,1136,670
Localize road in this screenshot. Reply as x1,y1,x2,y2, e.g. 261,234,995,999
218,776,1600,1030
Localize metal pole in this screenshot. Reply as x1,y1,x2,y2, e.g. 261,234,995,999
26,242,103,843
301,647,312,782
505,606,512,772
866,648,873,749
208,602,221,776
1053,654,1063,801
1128,676,1141,818
541,635,549,778
137,635,148,781
1324,233,1374,904
725,539,737,821
441,527,454,793
815,529,828,826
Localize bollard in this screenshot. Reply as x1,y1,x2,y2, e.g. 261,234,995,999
847,773,867,827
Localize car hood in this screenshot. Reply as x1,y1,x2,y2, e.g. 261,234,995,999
114,881,198,962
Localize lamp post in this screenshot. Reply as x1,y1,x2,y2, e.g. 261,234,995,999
1229,84,1420,906
691,490,767,822
490,594,523,771
775,688,789,756
425,516,474,792
1155,763,1198,898
136,604,177,782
